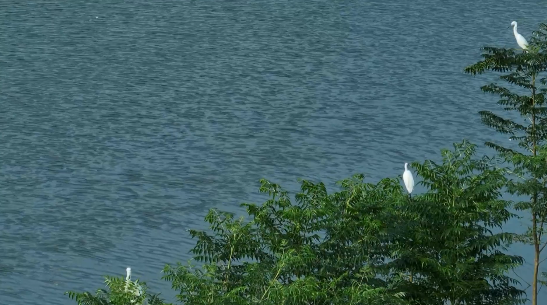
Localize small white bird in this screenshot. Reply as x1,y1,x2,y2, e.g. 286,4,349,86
511,21,529,50
403,163,414,195
125,267,143,299
125,267,132,292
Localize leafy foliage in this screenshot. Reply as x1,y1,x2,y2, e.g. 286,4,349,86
465,22,547,305
464,24,547,155
66,272,170,305
402,141,523,305
160,140,524,305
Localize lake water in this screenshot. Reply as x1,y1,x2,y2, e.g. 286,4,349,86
0,0,545,304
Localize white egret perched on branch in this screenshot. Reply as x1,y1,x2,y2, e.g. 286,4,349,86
403,162,415,283
510,21,529,50
125,267,144,303
403,163,414,196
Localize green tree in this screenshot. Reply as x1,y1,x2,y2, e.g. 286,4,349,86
66,270,170,305
161,141,524,305
397,141,524,304
464,22,547,305
162,177,407,305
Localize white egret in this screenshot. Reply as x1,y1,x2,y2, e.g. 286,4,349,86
511,21,529,50
125,267,132,293
403,163,414,195
125,267,144,302
403,163,415,283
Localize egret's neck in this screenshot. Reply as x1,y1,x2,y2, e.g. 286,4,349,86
513,24,519,35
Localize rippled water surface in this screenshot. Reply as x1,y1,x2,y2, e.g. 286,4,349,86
1,0,546,304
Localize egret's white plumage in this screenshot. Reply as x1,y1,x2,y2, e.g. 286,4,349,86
403,163,414,194
511,21,529,50
125,267,143,299
125,267,132,293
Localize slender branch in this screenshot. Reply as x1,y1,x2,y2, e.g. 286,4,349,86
224,230,239,290
513,269,532,289
540,239,547,254
538,250,547,264
261,261,285,301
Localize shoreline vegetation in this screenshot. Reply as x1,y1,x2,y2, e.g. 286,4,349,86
67,22,547,305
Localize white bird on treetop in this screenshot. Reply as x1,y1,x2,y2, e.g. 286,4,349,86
125,267,132,293
403,163,414,195
511,21,529,50
125,267,143,299
126,267,132,280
